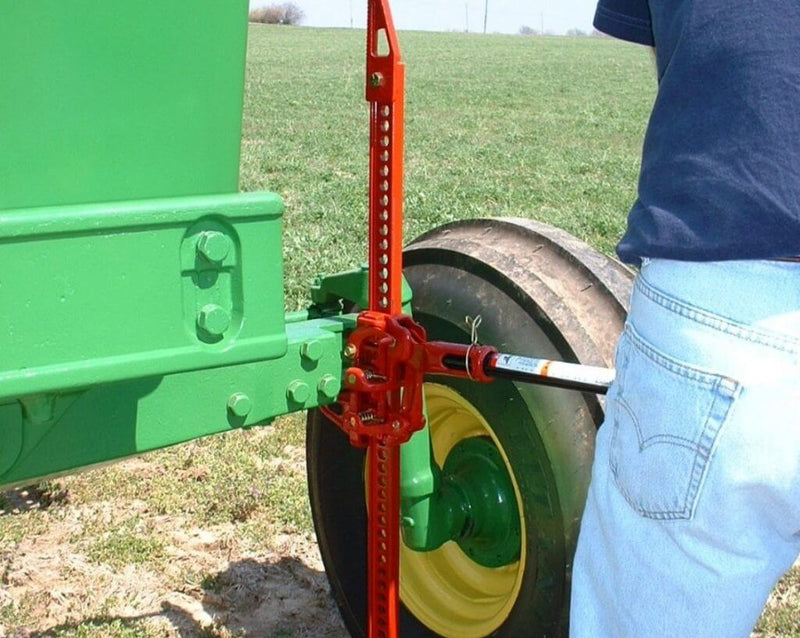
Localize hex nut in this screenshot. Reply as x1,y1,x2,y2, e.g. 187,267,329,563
197,304,231,336
317,375,340,400
227,393,253,418
196,231,232,263
286,380,311,404
301,340,324,362
343,344,358,361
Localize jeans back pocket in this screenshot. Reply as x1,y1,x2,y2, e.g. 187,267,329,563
609,327,741,520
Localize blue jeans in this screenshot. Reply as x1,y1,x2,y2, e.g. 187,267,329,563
571,258,800,637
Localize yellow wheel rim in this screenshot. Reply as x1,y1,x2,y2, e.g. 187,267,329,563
399,383,526,638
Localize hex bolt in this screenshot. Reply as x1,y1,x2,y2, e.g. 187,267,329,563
343,344,358,361
370,72,385,88
286,380,311,404
301,340,324,362
227,393,253,418
317,375,340,400
196,231,232,263
197,304,231,336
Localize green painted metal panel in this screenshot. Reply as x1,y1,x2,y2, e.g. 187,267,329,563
0,192,286,400
0,0,249,210
0,317,350,490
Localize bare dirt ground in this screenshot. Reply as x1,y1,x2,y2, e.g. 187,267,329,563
0,495,347,638
0,428,350,638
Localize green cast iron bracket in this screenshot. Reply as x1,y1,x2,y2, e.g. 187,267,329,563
0,193,286,401
310,265,413,313
0,314,349,490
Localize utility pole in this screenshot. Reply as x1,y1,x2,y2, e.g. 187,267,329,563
483,0,488,34
540,11,544,35
350,0,354,29
465,2,469,33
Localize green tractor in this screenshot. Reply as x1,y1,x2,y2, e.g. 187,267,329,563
0,1,631,635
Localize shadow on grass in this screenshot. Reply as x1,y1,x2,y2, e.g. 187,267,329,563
0,482,69,516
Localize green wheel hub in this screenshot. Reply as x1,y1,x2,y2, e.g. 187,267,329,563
443,436,521,568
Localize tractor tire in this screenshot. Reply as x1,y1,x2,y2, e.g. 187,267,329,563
307,218,633,637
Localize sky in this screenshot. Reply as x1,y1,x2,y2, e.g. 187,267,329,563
250,0,599,36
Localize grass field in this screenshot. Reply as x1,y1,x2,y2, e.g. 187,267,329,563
240,26,653,307
0,24,798,637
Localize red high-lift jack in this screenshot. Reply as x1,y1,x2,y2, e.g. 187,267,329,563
322,2,615,635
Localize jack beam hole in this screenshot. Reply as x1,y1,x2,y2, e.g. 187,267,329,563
374,28,391,57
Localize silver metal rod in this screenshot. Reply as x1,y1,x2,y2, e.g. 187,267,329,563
487,353,614,394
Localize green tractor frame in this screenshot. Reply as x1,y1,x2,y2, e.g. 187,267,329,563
0,1,632,635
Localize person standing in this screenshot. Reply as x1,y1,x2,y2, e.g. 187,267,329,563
570,1,800,636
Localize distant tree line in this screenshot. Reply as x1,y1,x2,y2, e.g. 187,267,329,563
249,2,305,25
519,26,608,37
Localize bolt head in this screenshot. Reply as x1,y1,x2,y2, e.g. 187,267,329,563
317,375,340,400
287,380,311,404
343,344,358,361
301,340,324,362
196,231,232,263
227,393,253,418
197,304,231,336
370,72,385,88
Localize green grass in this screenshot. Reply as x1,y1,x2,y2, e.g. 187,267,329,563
241,26,655,308
84,517,167,570
755,566,800,636
44,617,164,638
1,24,797,637
62,415,310,535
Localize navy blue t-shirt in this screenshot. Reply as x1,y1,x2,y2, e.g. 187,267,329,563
595,0,800,265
